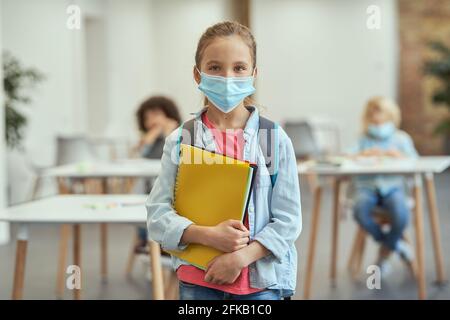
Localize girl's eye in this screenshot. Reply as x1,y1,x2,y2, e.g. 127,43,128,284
208,65,220,71
234,65,247,72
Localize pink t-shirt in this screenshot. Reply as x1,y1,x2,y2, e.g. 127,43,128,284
176,111,263,295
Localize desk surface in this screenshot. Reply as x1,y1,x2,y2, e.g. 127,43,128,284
298,156,450,176
0,195,148,223
42,159,161,178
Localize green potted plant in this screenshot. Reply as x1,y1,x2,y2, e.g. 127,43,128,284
3,51,44,149
424,42,450,154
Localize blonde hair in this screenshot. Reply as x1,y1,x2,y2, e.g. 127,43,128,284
362,96,401,133
195,21,257,107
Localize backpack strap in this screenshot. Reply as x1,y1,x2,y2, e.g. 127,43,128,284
177,116,279,187
176,118,196,161
258,116,279,187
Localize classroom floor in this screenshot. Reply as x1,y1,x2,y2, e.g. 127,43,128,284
0,170,449,300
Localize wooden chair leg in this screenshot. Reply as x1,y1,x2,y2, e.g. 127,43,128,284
73,224,81,300
125,232,139,276
55,178,72,299
402,233,418,279
330,178,341,285
164,269,179,300
424,173,446,284
100,223,108,281
56,224,71,299
303,185,323,299
347,227,364,274
12,240,28,300
305,173,318,194
99,178,108,281
149,240,165,300
413,174,427,300
354,231,367,276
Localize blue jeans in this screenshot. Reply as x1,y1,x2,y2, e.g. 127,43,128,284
179,281,282,300
353,187,409,251
137,226,147,244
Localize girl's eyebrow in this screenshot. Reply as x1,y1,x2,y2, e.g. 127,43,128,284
206,60,222,65
234,61,249,65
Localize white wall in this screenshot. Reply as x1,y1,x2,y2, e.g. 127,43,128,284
1,0,157,202
0,0,11,245
2,0,88,204
149,0,235,119
251,0,398,150
2,0,85,165
102,0,155,140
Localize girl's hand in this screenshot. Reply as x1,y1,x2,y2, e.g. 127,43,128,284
206,220,250,253
204,250,247,285
384,149,404,158
360,148,383,157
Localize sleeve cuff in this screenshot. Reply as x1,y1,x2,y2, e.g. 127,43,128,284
161,217,194,251
253,228,287,264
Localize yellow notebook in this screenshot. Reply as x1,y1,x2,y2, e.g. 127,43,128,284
167,144,257,270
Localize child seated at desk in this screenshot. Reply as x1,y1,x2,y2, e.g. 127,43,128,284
351,96,418,276
133,96,181,252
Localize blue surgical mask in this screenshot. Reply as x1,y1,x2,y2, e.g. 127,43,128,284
367,122,396,140
197,69,256,113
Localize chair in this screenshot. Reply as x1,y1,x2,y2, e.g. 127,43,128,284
347,191,416,278
283,121,320,160
27,135,98,200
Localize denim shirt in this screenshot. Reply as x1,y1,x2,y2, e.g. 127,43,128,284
352,130,418,196
146,106,302,295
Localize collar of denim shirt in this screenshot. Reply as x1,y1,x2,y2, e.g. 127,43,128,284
189,105,260,144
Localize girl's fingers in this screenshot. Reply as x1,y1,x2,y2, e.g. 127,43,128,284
204,272,213,283
228,219,248,232
231,228,249,237
238,237,250,245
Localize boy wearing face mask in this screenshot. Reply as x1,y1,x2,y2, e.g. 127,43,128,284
351,96,418,277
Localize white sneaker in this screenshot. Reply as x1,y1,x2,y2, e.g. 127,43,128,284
397,239,414,263
377,258,392,278
396,240,416,276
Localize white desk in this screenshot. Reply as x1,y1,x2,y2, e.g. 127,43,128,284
42,159,162,178
298,156,450,176
298,156,450,300
0,195,165,300
41,158,162,297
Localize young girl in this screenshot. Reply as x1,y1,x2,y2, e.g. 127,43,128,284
352,96,418,276
146,21,302,300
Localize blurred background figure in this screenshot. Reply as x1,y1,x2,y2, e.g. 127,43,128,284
133,95,182,253
133,96,181,160
350,97,418,277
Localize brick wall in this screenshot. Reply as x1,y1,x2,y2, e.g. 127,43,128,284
399,0,450,155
